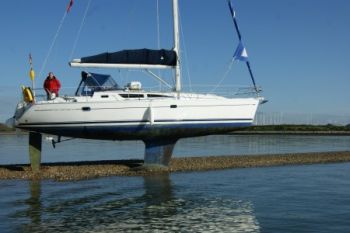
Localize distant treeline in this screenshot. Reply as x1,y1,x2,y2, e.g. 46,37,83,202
242,124,350,132
0,123,15,132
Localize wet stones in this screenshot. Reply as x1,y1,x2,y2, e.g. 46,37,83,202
0,151,349,181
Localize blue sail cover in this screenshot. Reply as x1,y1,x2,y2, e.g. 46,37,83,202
80,49,177,66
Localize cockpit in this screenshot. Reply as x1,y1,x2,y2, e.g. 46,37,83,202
75,71,122,96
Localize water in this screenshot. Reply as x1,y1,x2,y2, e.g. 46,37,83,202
1,134,350,232
1,164,350,232
0,134,350,164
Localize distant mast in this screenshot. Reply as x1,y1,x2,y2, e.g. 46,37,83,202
172,0,181,93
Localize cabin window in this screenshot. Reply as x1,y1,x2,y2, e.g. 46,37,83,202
119,94,144,98
147,94,170,98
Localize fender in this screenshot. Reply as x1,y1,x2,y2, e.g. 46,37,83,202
22,86,34,103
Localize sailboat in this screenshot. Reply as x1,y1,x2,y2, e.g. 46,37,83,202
9,0,264,167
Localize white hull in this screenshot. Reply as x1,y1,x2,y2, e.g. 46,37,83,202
14,92,261,140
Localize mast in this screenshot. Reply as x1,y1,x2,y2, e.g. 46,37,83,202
172,0,181,92
70,0,182,93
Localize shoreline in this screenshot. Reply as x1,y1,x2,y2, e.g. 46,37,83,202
1,151,350,181
230,131,350,136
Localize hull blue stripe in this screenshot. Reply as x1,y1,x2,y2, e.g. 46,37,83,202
18,122,253,140
18,118,253,127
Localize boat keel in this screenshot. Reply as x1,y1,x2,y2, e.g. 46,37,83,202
143,138,178,167
29,132,42,172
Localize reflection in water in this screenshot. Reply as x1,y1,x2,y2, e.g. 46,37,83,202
27,180,42,226
142,175,177,220
11,175,260,232
13,181,43,233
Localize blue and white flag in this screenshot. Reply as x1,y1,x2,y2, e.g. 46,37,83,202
233,41,248,62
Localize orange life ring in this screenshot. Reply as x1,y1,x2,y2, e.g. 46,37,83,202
22,87,34,103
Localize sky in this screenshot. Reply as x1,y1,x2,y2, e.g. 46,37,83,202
0,0,350,123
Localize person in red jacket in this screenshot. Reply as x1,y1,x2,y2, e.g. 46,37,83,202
43,72,61,99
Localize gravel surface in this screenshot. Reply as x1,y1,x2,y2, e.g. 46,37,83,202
1,151,350,181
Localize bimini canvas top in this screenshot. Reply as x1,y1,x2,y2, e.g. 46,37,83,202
75,71,122,96
80,49,177,66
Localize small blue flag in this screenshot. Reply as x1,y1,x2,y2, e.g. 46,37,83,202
233,41,248,62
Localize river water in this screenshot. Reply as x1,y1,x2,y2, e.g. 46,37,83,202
1,134,350,232
1,134,350,164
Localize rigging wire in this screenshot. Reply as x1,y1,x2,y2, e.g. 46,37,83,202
227,0,258,93
211,1,257,94
178,3,192,92
38,11,68,80
209,58,235,94
156,0,161,50
69,0,92,61
156,0,162,90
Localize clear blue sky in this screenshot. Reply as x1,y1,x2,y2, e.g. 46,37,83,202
1,0,350,122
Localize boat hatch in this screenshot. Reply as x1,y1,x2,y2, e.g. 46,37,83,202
75,71,122,96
